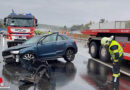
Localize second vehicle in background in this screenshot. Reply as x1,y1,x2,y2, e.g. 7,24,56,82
4,12,38,47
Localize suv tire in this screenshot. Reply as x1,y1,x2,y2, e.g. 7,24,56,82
64,49,75,62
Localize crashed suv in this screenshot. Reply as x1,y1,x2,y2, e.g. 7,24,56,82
2,33,78,64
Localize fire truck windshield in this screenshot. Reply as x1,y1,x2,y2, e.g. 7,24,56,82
8,18,33,27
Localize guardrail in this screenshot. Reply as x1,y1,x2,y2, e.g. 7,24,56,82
69,33,89,48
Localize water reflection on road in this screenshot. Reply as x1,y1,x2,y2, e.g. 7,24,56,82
2,60,76,90
81,59,130,90
0,37,130,90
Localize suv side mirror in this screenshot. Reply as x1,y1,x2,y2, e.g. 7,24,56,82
4,18,7,26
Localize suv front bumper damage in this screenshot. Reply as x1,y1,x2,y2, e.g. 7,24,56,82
3,54,20,63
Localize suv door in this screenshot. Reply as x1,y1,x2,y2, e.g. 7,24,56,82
56,35,66,56
37,34,57,58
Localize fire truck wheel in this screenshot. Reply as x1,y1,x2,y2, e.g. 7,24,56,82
99,46,110,62
89,42,98,58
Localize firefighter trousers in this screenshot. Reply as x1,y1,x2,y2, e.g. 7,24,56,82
112,54,123,85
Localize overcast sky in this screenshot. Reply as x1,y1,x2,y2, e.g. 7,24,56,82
0,0,130,26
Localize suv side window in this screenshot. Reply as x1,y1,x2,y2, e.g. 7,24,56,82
42,34,57,44
62,35,70,40
57,35,64,41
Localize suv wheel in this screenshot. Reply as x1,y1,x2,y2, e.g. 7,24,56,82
22,53,36,63
64,49,75,62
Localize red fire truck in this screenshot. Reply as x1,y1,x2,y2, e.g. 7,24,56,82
4,12,38,47
82,21,130,62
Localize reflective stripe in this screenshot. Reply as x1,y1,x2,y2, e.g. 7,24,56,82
114,59,118,62
119,48,123,57
113,50,119,53
111,54,115,59
119,48,122,51
48,32,52,34
119,52,123,57
113,73,120,77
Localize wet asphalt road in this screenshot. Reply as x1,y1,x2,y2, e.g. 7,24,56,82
0,37,130,90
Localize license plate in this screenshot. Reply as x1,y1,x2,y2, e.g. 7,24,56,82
19,36,22,38
17,36,26,39
16,55,19,62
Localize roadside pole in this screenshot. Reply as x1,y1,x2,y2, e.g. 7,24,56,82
2,34,4,47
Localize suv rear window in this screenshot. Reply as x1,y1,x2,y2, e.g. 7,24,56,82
57,35,64,41
42,34,57,43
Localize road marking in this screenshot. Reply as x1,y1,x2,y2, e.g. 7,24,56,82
0,87,10,89
91,58,130,76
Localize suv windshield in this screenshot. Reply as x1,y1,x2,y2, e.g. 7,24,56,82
23,36,42,45
8,18,33,27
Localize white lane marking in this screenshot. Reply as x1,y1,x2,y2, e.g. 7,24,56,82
91,58,130,76
0,87,10,89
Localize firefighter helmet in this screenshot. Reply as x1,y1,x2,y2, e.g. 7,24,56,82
110,35,114,41
101,37,111,46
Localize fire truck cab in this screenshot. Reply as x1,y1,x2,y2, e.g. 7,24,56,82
4,12,38,47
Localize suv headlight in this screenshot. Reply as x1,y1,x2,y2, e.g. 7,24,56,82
10,51,19,54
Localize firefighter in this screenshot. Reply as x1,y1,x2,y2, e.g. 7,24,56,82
101,36,123,85
48,30,52,34
61,30,64,34
65,30,69,35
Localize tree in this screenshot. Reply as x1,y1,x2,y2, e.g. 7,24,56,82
84,21,92,29
100,19,105,23
0,21,4,28
71,25,82,31
125,21,130,29
79,24,84,30
64,25,68,30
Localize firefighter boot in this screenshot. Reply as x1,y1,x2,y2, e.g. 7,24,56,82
109,77,119,86
113,77,119,86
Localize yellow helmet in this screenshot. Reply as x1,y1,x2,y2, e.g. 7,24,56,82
101,37,111,46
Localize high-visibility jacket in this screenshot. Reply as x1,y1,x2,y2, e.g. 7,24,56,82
65,30,69,35
61,30,64,34
48,31,52,34
109,40,123,62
